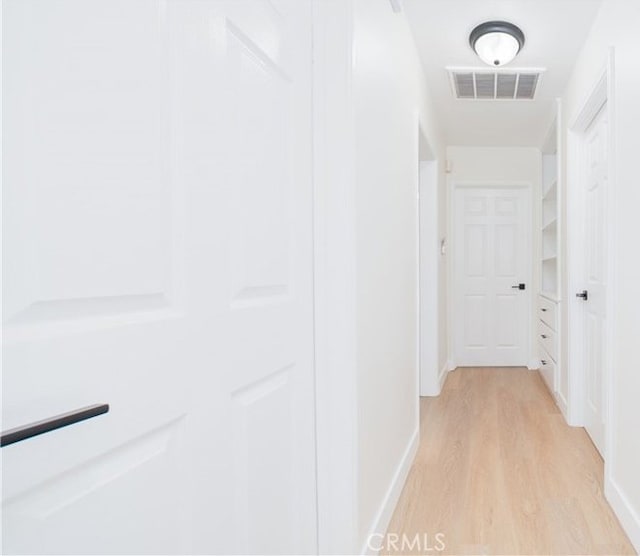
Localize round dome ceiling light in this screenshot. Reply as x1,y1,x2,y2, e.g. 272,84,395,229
469,21,525,67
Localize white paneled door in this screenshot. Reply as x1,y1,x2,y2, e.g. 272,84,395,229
2,1,317,554
453,188,531,366
581,105,608,455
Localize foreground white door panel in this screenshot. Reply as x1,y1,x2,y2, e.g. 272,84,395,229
581,105,608,455
2,1,316,554
453,188,531,366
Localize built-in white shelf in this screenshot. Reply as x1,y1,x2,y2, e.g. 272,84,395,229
541,149,560,299
543,180,557,199
538,100,564,414
540,291,560,303
542,218,557,232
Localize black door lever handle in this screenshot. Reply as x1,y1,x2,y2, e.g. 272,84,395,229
576,290,588,301
1,404,109,447
511,283,526,290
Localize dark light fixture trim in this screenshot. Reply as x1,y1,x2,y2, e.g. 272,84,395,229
469,21,525,67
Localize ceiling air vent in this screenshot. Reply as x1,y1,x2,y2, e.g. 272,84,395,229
448,68,545,101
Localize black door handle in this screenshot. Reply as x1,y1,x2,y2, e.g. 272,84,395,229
511,283,526,290
1,404,109,447
576,290,588,301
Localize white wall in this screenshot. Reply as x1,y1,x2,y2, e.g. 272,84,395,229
446,147,542,186
560,0,640,549
352,0,444,550
446,147,542,367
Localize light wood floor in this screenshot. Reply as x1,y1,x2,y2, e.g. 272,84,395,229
385,368,636,555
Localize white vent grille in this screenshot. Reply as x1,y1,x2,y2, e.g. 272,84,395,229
448,68,545,101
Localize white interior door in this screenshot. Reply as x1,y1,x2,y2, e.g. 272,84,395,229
2,2,317,554
453,187,531,366
580,105,608,455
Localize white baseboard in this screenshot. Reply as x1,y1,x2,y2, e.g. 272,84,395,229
438,363,448,391
605,475,640,553
555,390,570,423
447,359,456,372
359,427,419,555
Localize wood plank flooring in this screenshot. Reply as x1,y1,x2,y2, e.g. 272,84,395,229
384,368,636,555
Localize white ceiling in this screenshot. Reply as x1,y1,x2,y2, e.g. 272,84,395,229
403,0,603,147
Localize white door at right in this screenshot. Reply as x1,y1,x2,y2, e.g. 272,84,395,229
581,105,609,455
453,187,531,367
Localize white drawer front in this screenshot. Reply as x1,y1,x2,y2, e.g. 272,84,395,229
539,320,557,361
539,296,557,330
539,347,555,393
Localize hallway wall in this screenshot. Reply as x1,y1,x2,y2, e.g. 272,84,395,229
561,0,640,549
445,147,542,367
352,0,444,550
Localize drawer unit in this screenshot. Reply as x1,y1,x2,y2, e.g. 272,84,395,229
538,320,557,361
539,349,555,392
539,296,557,329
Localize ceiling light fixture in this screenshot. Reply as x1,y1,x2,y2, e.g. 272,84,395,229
469,21,525,67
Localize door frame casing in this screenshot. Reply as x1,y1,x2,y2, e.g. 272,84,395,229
418,145,442,395
311,1,359,553
448,182,534,368
566,50,616,463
